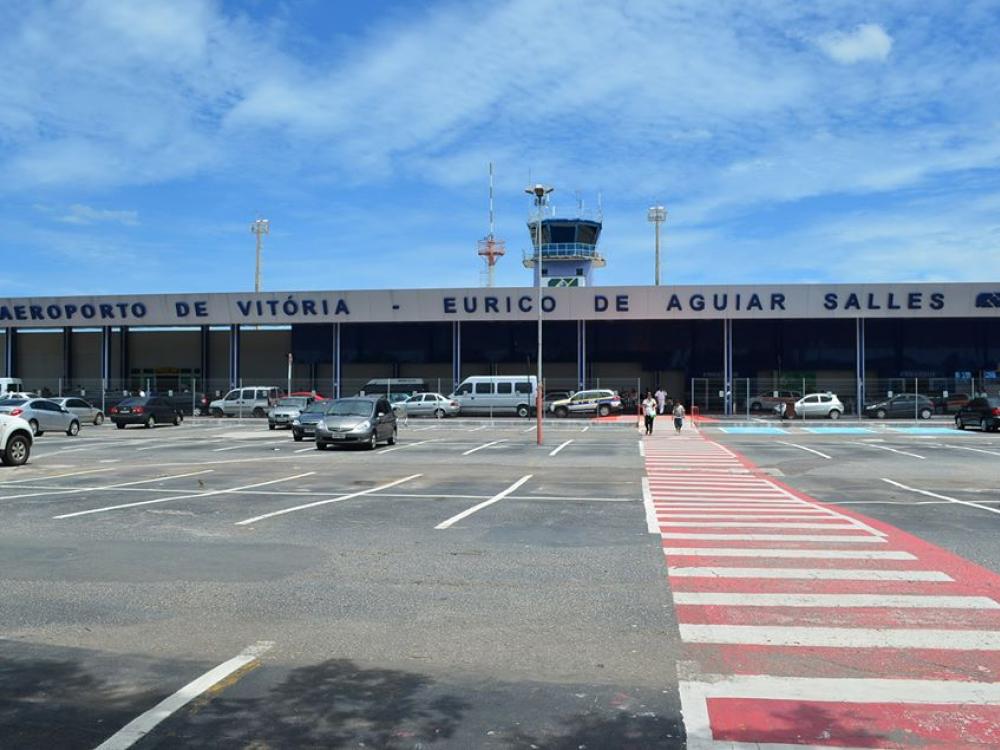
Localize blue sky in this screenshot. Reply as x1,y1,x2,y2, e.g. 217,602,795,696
2,0,998,296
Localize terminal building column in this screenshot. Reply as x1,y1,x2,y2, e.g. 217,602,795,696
722,319,734,416
331,322,341,399
577,320,586,390
451,321,461,392
228,324,241,388
4,328,16,378
62,327,73,388
855,318,866,417
119,326,130,386
100,326,112,387
200,325,210,389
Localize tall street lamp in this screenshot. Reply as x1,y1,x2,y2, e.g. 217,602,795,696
525,183,553,446
647,205,666,286
250,218,270,293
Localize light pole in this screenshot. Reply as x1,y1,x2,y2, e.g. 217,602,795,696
250,218,270,293
647,205,666,286
526,183,553,446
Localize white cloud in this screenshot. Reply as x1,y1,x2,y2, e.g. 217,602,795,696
56,203,139,226
818,23,893,64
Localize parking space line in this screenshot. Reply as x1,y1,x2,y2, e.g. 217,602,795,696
548,439,573,456
94,640,273,750
462,440,504,456
775,440,831,459
212,440,288,452
435,474,533,530
0,469,214,501
293,446,315,453
881,478,1000,516
946,444,1000,458
641,477,658,534
0,467,115,484
234,474,422,525
381,439,433,454
673,592,999,608
523,425,537,433
54,472,316,519
855,442,926,459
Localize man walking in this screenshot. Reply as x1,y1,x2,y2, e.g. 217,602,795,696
642,391,658,435
672,401,686,433
655,387,666,415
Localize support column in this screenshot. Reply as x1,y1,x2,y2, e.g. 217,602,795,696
228,324,241,388
577,320,587,391
100,326,112,385
200,325,210,388
723,319,734,416
4,328,16,378
62,327,73,387
119,326,130,386
332,322,341,399
856,318,866,417
451,321,461,393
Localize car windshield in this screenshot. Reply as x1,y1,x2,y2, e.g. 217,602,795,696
119,398,149,406
277,398,307,408
326,399,375,417
0,398,27,406
303,402,328,414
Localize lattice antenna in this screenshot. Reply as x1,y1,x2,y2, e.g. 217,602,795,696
477,161,506,287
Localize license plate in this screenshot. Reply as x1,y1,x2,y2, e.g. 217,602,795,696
330,434,345,440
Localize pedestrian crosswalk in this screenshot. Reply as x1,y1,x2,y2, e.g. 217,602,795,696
643,429,1000,748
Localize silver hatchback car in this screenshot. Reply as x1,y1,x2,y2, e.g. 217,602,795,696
50,396,105,425
0,397,82,436
391,392,460,418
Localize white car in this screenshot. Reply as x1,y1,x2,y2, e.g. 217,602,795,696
778,392,845,419
392,392,461,418
0,413,34,466
549,389,622,418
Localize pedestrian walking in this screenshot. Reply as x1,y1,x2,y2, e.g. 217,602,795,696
672,401,686,433
642,391,658,435
655,387,666,415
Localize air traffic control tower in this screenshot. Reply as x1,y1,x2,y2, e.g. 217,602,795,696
522,199,606,287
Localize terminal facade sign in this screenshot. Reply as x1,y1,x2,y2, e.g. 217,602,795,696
0,283,995,329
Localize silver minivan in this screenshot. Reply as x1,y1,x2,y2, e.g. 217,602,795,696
209,387,279,417
451,376,537,417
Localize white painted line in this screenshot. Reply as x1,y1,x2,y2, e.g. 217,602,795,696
661,521,857,530
776,440,832,459
435,474,533,530
673,592,998,608
678,624,1000,649
235,474,422,525
95,640,273,749
947,444,1000,457
661,532,886,543
212,440,287,452
54,472,316,519
581,425,590,432
523,425,537,433
548,439,572,457
293,446,315,453
0,467,114,484
856,442,926,459
638,440,645,457
659,511,836,518
641,477,658,534
668,566,951,581
664,547,915,559
882,477,1000,516
381,439,432,454
461,440,504,456
0,470,214,501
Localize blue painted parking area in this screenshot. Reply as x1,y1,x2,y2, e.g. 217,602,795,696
886,427,967,435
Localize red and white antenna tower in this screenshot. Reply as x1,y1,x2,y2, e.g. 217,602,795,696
477,162,505,287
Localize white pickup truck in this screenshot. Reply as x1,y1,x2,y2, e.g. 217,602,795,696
1,413,33,466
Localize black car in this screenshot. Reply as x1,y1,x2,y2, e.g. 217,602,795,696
109,396,183,429
863,393,935,419
954,396,1000,432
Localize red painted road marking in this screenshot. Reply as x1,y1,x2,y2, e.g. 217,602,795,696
642,431,1000,748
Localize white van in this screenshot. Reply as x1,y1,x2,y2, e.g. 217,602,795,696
451,375,537,417
0,378,24,396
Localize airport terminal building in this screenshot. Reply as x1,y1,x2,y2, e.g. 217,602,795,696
2,282,999,415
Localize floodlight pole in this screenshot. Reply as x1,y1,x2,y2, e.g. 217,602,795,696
526,184,553,446
647,205,667,286
250,218,270,293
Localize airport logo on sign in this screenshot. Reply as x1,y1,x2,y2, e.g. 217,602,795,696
975,292,1000,308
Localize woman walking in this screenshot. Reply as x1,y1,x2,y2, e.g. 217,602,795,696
642,391,658,435
672,401,686,433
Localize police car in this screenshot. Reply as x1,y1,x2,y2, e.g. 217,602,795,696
549,389,622,418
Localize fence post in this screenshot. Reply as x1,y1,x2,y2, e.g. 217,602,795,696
745,378,750,420
101,378,106,414
192,377,197,417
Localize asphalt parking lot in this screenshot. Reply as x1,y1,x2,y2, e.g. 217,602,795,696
1,416,998,748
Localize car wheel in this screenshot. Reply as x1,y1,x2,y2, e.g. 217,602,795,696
66,421,80,437
211,408,223,418
919,408,932,420
388,428,397,446
434,408,445,419
2,434,30,466
316,441,328,451
252,407,265,418
94,412,104,426
368,432,378,450
516,404,530,418
828,409,841,420
28,419,39,436
268,423,275,430
293,432,303,442
597,404,611,417
145,415,155,429
956,417,965,430
875,409,886,419
555,406,569,418
116,422,126,430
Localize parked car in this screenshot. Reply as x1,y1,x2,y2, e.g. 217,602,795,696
934,392,970,414
863,393,935,420
543,390,573,410
0,413,33,466
451,375,537,417
358,378,429,402
777,393,845,419
750,390,801,412
50,397,105,425
209,386,280,417
549,389,622,418
268,396,315,430
392,392,460,418
109,396,182,429
0,398,81,436
315,396,397,450
0,377,24,396
291,400,334,441
954,396,1000,432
